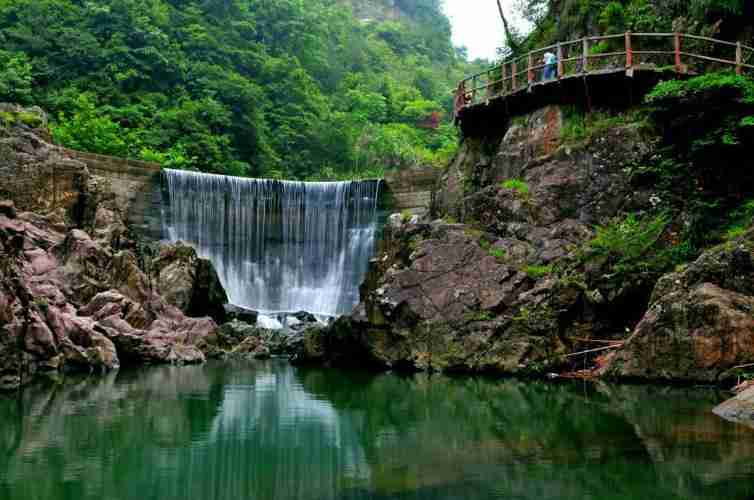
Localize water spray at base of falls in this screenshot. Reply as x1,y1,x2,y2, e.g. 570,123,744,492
162,169,381,318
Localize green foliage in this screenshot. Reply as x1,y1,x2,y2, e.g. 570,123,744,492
643,75,754,247
501,179,530,195
464,310,493,322
0,50,32,104
561,108,635,143
690,0,745,16
598,2,625,33
513,0,749,52
488,247,507,261
590,212,670,264
0,0,476,180
139,145,197,171
741,116,754,128
50,94,129,157
725,200,754,240
646,73,754,105
524,265,553,278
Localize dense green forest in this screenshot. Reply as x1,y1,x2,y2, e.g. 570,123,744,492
0,0,488,179
506,0,753,53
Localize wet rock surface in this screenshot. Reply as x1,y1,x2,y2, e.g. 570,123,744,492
203,319,319,360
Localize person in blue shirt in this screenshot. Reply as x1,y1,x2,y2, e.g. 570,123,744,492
543,51,557,80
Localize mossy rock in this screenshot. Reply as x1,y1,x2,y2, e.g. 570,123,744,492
17,111,44,128
0,111,16,126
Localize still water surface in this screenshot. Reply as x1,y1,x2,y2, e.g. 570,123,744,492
1,360,753,500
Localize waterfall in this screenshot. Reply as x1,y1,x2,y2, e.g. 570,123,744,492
162,169,381,317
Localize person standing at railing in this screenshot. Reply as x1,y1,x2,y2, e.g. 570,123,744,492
453,81,471,125
543,51,557,80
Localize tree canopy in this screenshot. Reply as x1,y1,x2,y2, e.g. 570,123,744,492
0,0,487,179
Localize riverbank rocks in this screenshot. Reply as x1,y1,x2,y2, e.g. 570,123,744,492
714,386,754,429
0,200,220,390
152,242,228,323
202,320,304,359
606,230,754,383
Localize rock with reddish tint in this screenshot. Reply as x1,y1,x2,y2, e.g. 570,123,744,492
607,233,754,383
0,199,219,390
323,221,574,373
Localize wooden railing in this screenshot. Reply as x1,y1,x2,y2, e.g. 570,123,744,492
454,32,754,113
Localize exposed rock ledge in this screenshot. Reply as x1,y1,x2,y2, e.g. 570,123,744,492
0,201,219,390
0,106,230,390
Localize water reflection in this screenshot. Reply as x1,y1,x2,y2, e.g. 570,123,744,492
1,361,754,500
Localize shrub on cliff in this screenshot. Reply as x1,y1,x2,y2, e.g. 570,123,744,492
636,72,754,250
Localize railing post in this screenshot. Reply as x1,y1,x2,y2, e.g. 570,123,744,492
501,63,507,95
737,42,743,75
674,32,682,73
528,53,534,85
582,38,589,73
625,32,633,68
472,75,477,104
557,43,564,78
512,62,517,91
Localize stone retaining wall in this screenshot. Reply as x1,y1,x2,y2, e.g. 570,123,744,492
60,148,164,241
383,165,439,215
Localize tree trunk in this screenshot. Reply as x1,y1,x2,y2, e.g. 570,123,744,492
496,0,520,54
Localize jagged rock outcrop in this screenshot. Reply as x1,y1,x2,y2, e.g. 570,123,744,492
0,107,231,390
152,242,228,323
0,201,218,390
0,105,87,221
606,229,754,383
317,105,659,374
0,202,216,388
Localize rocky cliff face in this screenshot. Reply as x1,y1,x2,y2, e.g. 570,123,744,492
0,107,229,390
304,103,754,384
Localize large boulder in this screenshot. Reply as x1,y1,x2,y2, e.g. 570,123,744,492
152,242,228,324
607,232,754,383
321,220,578,373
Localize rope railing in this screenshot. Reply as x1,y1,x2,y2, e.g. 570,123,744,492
454,32,754,117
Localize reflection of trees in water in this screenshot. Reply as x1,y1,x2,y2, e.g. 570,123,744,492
0,365,228,500
299,369,754,500
1,362,754,500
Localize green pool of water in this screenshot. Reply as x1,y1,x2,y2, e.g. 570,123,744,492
1,360,753,500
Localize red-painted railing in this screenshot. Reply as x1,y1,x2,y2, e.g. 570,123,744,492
454,32,754,116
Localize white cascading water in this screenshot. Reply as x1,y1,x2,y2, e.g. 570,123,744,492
162,169,381,317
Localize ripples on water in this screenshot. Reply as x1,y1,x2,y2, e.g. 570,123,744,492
1,360,754,500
